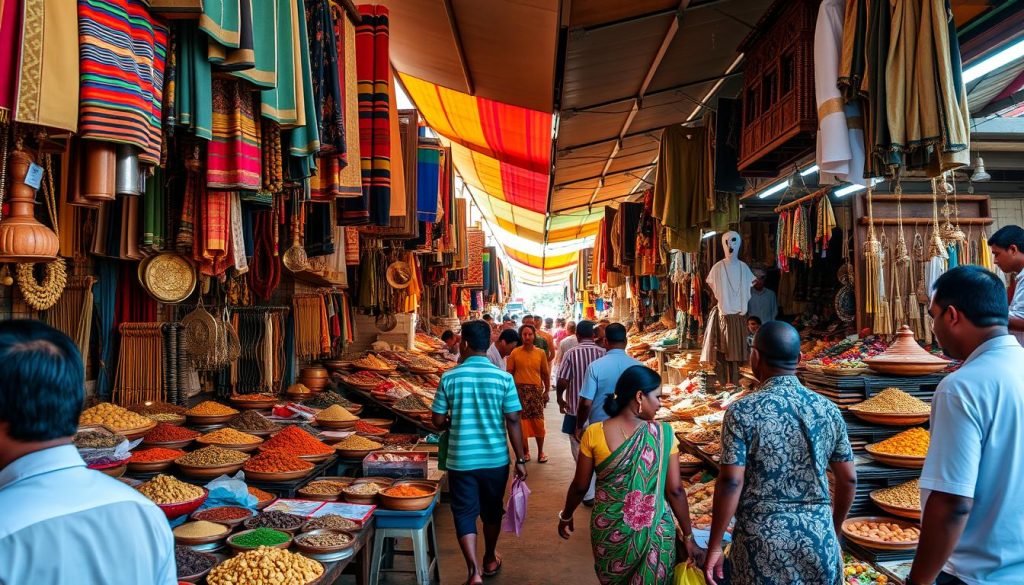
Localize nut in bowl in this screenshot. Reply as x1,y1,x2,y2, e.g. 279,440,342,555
842,516,921,550
293,529,355,554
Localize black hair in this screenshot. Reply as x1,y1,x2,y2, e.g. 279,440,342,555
747,316,762,325
603,365,661,417
497,328,521,345
988,225,1024,253
556,318,565,326
605,323,627,344
502,315,513,322
523,314,533,321
576,320,596,338
0,320,85,441
545,317,554,325
482,313,493,321
932,265,1008,328
752,321,801,369
518,324,536,339
441,330,455,342
460,320,491,352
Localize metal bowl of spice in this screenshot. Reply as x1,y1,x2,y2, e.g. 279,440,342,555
192,506,254,528
243,510,306,534
227,527,293,552
173,520,232,546
293,529,355,555
175,545,217,583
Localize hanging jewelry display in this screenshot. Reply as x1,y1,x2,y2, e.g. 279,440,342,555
863,188,884,321
282,192,309,272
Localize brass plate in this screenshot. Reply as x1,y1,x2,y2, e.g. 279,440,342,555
143,253,197,303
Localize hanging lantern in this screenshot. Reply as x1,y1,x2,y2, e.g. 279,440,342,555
0,149,58,262
971,154,991,182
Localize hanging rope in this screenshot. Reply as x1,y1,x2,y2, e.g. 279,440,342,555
864,188,883,318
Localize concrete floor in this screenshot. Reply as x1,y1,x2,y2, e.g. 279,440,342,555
345,399,600,585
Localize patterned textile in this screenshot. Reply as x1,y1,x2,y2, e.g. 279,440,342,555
465,228,484,287
0,0,20,120
196,186,232,276
721,375,853,585
229,0,275,87
207,78,261,190
356,4,391,226
591,422,675,585
286,0,319,175
307,0,343,152
229,192,248,274
12,0,78,131
515,384,545,439
416,145,441,222
344,226,360,265
199,0,240,48
78,0,168,164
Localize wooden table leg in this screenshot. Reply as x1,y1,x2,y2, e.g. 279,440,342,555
355,524,374,585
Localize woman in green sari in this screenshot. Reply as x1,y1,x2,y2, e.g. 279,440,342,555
558,365,705,584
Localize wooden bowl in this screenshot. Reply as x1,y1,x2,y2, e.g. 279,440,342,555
127,455,178,473
869,491,922,521
97,463,127,478
335,446,381,460
842,516,920,550
254,495,276,510
864,446,926,469
230,395,278,410
185,413,236,425
378,482,437,511
141,437,196,450
243,513,306,533
119,420,158,441
298,451,335,464
287,391,314,402
243,466,315,482
315,418,357,430
229,426,278,438
227,528,293,553
847,409,931,427
173,521,232,546
323,360,347,370
191,506,255,527
196,438,264,453
296,487,341,502
302,367,330,379
156,489,209,519
176,461,247,479
146,413,187,426
301,378,329,390
293,529,356,555
360,418,394,430
176,549,217,583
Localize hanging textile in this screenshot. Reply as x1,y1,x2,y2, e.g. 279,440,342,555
228,0,275,87
652,126,727,253
229,192,249,274
307,0,344,153
304,201,335,257
208,0,252,71
175,23,213,139
261,0,298,124
10,0,78,131
713,98,745,193
356,4,392,226
249,209,280,300
199,0,240,48
78,0,168,164
143,166,166,251
196,187,232,276
285,0,320,177
208,78,261,190
417,145,441,222
336,9,362,194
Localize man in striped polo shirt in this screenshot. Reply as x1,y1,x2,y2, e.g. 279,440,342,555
432,320,527,585
555,320,605,505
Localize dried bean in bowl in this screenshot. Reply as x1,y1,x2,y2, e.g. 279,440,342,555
175,545,215,577
244,510,305,531
298,530,353,548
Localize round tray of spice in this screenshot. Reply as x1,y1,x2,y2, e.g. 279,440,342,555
341,477,393,505
842,516,921,551
80,402,158,440
865,428,929,469
352,354,396,372
243,448,315,481
354,421,389,438
379,482,437,511
142,422,200,449
334,435,383,460
229,393,279,410
175,446,250,479
260,426,336,463
683,429,717,445
243,510,307,534
340,371,387,391
360,417,394,430
127,447,186,472
228,410,282,437
137,475,208,519
293,529,355,555
184,401,239,425
869,479,921,520
128,401,188,426
90,461,128,478
196,427,265,452
303,391,364,416
173,520,232,546
302,513,360,533
392,394,432,416
298,478,353,501
175,545,217,583
207,547,323,585
848,387,931,426
379,433,419,449
248,486,277,510
286,383,314,401
227,527,293,553
192,505,255,528
314,404,359,430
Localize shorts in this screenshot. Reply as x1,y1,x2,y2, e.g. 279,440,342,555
561,414,577,435
448,465,510,537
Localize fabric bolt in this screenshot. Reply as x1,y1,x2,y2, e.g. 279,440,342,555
207,78,261,190
175,23,213,139
260,0,298,124
12,0,78,131
588,422,676,584
431,356,522,471
558,339,606,416
356,4,392,226
579,349,643,425
77,0,168,164
721,375,852,585
207,0,252,71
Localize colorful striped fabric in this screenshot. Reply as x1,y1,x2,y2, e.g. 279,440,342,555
416,145,441,222
356,4,391,226
207,78,261,190
77,0,168,165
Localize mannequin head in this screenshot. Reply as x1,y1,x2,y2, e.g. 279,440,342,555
722,231,742,262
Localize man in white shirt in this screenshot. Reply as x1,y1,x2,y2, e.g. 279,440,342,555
908,266,1024,585
0,320,176,585
486,329,520,371
746,268,778,325
987,225,1024,345
554,321,578,370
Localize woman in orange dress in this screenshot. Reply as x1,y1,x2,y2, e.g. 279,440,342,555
506,325,551,462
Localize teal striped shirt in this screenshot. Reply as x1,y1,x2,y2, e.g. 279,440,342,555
432,356,522,471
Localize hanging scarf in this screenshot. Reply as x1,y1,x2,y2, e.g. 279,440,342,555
208,78,262,190
175,23,213,139
261,0,298,124
196,186,232,276
230,192,249,274
249,209,280,300
356,4,391,226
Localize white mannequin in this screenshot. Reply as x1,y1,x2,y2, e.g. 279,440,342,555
702,231,755,384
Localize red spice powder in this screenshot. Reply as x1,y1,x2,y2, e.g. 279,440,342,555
244,448,315,472
354,421,387,435
261,426,332,455
194,506,253,522
145,423,200,442
129,447,185,462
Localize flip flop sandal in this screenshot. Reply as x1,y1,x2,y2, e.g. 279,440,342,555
483,557,503,577
538,453,549,463
523,453,531,462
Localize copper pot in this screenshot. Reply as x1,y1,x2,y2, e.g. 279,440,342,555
0,150,59,262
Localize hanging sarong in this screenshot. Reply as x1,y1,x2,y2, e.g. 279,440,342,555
229,0,275,88
12,0,78,131
285,0,320,177
196,186,232,276
176,23,213,139
337,11,362,194
78,0,168,164
199,0,240,48
230,192,249,274
208,0,253,71
261,0,298,124
207,78,261,190
357,4,392,226
308,0,344,152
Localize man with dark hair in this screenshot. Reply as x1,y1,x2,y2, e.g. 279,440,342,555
906,266,1024,585
556,320,605,505
554,320,578,367
482,313,493,323
705,321,855,585
487,328,520,371
575,323,641,437
593,321,608,350
0,320,176,584
987,224,1024,344
431,320,527,585
441,330,460,362
501,316,515,331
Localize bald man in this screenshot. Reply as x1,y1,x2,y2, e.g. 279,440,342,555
705,321,857,585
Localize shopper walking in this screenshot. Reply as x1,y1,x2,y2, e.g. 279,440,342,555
575,323,641,437
554,321,578,369
487,328,520,371
907,266,1024,585
0,320,176,585
506,324,551,462
555,321,606,504
987,225,1024,344
431,320,527,585
554,317,569,345
558,365,704,584
535,317,557,362
705,321,856,585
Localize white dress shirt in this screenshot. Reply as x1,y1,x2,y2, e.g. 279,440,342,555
1009,271,1024,345
0,445,176,585
486,343,506,371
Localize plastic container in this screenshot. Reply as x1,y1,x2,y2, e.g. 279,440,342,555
362,451,428,479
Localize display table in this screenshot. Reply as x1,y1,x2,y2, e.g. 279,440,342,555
339,383,438,433
317,521,375,585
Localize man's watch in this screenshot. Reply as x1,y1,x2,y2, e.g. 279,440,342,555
515,457,527,465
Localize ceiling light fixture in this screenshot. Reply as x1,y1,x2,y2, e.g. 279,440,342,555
702,230,718,240
971,154,991,182
757,179,791,199
834,184,866,197
800,165,820,176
